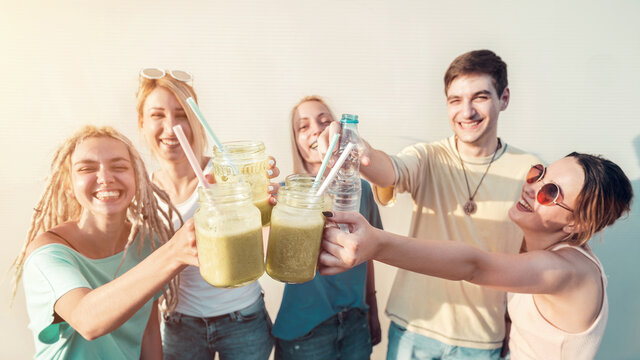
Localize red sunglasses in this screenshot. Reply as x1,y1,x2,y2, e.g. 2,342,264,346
526,164,574,212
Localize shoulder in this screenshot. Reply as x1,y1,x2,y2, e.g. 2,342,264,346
25,224,75,259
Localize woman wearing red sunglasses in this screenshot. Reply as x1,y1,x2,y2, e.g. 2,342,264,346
319,152,633,360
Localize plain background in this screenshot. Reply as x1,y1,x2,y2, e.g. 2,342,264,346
1,1,639,359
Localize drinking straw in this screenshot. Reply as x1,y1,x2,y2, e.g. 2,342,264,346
312,133,340,189
185,97,238,174
173,125,209,188
315,142,356,196
185,97,225,151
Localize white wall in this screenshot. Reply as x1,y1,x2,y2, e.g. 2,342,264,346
1,1,639,359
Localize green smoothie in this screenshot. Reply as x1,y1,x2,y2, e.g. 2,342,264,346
253,197,272,226
266,216,325,283
195,226,264,288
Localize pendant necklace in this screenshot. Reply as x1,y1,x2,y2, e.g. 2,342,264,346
455,137,501,215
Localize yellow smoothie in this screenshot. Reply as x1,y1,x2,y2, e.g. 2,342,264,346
195,226,264,288
266,215,325,283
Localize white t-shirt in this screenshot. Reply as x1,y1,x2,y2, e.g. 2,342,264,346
156,161,262,317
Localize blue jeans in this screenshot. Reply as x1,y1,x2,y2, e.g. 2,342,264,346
387,322,502,360
162,295,274,360
275,308,372,360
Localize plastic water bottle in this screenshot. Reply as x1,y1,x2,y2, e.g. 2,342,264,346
328,114,362,231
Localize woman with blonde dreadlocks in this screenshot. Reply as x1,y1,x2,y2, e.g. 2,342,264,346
11,125,198,359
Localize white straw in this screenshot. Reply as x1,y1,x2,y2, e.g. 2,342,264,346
312,133,340,189
315,142,355,196
173,125,209,188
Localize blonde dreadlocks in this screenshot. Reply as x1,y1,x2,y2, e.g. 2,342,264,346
11,125,182,312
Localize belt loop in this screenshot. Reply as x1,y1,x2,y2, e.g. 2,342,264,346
229,311,239,321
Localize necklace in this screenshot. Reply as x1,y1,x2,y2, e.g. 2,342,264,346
455,138,501,215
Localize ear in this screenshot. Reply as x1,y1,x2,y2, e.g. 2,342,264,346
499,87,510,111
562,221,581,237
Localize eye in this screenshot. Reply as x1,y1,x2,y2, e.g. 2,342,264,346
77,166,96,173
150,112,165,119
474,95,489,101
448,99,460,105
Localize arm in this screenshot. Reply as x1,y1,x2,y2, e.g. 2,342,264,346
140,300,162,360
317,122,396,187
365,260,381,346
52,220,197,341
319,212,577,295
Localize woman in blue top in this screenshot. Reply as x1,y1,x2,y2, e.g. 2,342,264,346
272,95,382,360
11,126,199,359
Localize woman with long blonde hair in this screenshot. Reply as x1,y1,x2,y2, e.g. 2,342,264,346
271,95,382,360
12,125,198,359
136,69,279,360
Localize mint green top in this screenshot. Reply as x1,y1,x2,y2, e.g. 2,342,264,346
22,235,159,359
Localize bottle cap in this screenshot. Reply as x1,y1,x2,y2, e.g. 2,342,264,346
340,114,359,124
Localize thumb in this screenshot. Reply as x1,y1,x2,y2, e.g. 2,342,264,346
323,211,365,228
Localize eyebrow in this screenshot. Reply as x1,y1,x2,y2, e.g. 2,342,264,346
447,90,492,100
297,112,327,121
73,157,131,165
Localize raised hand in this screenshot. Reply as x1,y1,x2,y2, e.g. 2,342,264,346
318,211,380,275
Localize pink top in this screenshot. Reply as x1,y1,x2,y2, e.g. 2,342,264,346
507,244,608,360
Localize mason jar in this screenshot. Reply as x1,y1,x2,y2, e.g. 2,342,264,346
212,140,272,226
266,185,326,283
193,182,264,288
284,173,332,211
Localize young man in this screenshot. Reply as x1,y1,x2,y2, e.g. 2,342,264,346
321,50,541,359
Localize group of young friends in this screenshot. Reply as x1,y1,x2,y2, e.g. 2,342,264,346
10,49,632,360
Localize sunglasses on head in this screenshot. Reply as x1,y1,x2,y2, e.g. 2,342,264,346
139,68,193,83
526,164,574,212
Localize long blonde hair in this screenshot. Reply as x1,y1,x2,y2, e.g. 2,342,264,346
136,73,208,161
11,125,181,312
290,95,336,174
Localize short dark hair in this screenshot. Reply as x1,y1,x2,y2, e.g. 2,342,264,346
444,50,508,96
566,152,633,245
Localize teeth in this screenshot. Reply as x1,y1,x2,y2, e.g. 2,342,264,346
96,191,120,200
459,121,480,129
161,139,180,146
519,199,533,211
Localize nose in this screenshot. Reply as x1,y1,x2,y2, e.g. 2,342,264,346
163,113,181,132
97,166,115,185
522,179,539,201
310,119,325,136
462,100,476,120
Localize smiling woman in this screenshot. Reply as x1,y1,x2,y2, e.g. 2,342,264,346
319,152,633,360
10,125,201,359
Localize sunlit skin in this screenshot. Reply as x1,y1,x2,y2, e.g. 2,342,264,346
508,157,584,251
446,73,510,158
70,137,136,220
319,156,607,334
141,87,193,164
294,100,334,175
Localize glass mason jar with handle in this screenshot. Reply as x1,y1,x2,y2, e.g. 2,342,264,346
193,182,264,288
212,140,272,226
266,185,326,283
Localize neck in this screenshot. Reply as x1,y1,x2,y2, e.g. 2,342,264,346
522,230,571,252
76,211,130,257
156,156,208,200
306,162,321,176
456,137,500,158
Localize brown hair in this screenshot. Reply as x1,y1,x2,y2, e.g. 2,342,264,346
11,126,181,312
136,74,208,161
444,50,508,97
290,95,336,174
566,152,633,245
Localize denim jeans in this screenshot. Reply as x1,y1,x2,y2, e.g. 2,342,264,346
387,321,502,360
162,295,274,360
275,307,372,360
